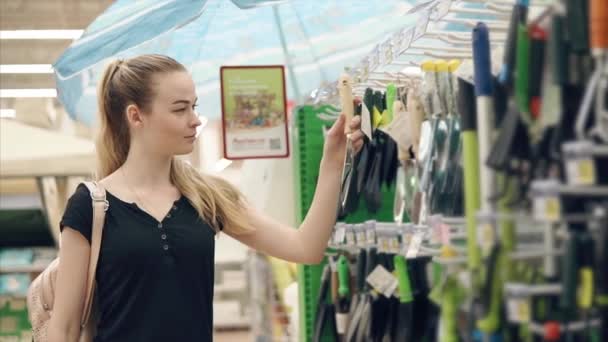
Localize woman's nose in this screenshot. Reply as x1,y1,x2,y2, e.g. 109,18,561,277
191,111,202,127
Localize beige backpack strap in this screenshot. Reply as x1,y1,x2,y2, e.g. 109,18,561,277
80,181,108,328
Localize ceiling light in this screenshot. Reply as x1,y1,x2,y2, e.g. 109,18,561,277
0,109,16,118
214,158,233,173
0,64,53,74
0,89,57,98
0,30,83,40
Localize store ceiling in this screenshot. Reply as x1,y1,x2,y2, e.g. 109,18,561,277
0,0,113,128
0,0,240,181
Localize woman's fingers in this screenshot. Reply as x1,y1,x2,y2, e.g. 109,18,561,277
349,115,361,131
352,140,364,154
349,130,365,143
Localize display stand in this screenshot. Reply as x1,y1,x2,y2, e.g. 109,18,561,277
292,105,396,341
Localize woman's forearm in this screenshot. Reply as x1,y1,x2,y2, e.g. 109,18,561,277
296,157,343,263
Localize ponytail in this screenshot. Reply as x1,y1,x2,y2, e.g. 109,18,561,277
96,60,130,178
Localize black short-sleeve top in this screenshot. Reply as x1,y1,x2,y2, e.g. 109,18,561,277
60,184,216,342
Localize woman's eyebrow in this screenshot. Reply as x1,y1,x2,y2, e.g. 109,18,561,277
172,100,190,105
171,97,198,105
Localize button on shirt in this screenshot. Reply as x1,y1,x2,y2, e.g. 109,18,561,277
60,184,217,342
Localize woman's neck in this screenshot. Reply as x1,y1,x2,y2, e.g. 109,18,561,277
120,144,173,189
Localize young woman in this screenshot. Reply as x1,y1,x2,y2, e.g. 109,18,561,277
48,54,364,342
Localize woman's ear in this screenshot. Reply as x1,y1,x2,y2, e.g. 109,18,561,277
126,104,144,128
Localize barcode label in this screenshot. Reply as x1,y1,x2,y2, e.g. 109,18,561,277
269,138,282,150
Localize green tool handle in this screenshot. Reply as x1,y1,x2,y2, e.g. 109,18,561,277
458,77,481,271
515,24,530,116
578,233,594,310
462,131,482,270
442,278,459,342
386,83,397,124
498,175,516,251
477,246,503,333
394,255,413,303
337,255,350,298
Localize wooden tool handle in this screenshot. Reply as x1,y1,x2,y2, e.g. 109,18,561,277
590,0,608,49
338,73,354,134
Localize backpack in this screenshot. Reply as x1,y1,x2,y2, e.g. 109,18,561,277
27,181,108,342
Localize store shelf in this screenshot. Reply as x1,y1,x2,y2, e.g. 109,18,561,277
292,107,396,342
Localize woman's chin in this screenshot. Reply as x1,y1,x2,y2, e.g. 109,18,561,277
175,146,195,156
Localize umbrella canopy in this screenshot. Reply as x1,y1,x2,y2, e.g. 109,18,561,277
0,119,95,178
53,0,422,127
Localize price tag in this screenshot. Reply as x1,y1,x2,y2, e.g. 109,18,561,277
533,196,562,222
366,265,399,298
566,158,596,186
406,232,424,259
563,141,597,186
333,225,346,245
378,236,390,253
345,228,356,246
366,227,376,246
401,232,413,247
507,297,531,323
356,229,367,248
335,313,348,334
389,236,401,254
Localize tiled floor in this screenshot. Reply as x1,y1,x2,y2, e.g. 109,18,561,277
214,329,252,342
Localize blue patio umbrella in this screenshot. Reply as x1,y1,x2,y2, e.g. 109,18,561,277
53,0,426,127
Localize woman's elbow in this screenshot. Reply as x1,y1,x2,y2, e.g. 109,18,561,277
300,252,324,265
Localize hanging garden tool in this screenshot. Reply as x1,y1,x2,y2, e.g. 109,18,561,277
430,244,464,342
355,247,378,342
487,19,533,208
596,204,608,339
472,22,497,212
335,254,352,339
430,60,462,216
439,60,464,217
499,0,529,88
338,73,356,214
345,249,367,341
457,77,482,273
406,89,426,224
471,22,504,342
313,264,339,342
575,0,608,143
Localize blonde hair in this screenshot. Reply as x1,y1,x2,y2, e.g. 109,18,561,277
96,54,252,235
